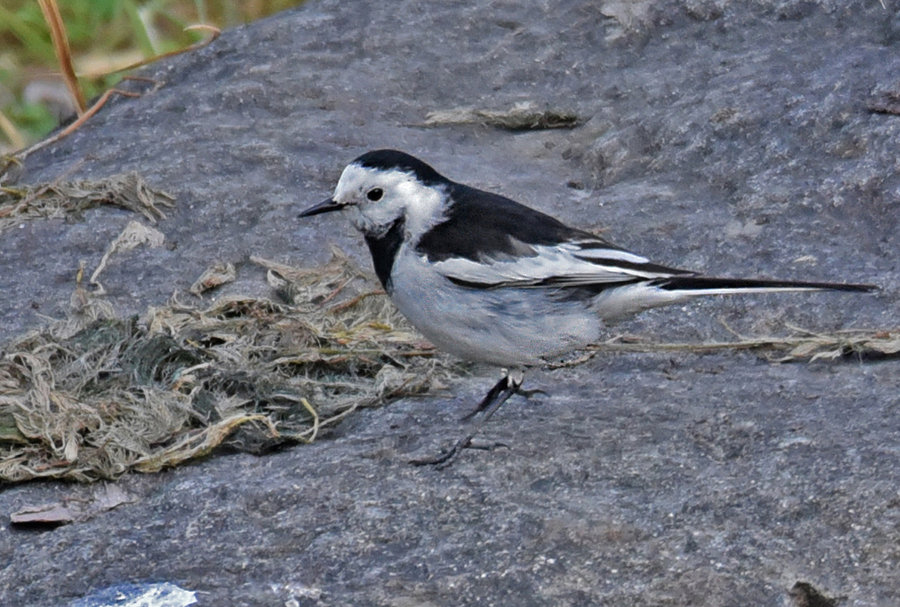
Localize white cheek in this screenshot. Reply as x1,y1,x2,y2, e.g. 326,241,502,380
347,206,368,231
350,199,404,233
397,181,445,236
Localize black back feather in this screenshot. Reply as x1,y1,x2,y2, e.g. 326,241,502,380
417,183,610,262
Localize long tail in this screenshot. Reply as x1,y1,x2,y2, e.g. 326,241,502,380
589,274,876,321
651,275,877,296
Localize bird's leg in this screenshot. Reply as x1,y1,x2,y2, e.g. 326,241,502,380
411,369,524,469
465,368,523,425
460,371,515,422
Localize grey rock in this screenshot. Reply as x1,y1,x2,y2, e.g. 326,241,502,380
1,1,898,606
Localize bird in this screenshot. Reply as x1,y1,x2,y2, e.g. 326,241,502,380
299,149,876,467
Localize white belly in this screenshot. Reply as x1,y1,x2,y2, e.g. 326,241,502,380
387,247,602,366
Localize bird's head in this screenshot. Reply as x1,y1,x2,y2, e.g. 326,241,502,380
299,149,451,239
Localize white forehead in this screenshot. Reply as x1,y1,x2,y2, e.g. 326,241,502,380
333,163,447,238
333,163,425,199
333,163,382,199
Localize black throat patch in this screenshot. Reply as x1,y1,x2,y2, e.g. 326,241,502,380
364,217,406,292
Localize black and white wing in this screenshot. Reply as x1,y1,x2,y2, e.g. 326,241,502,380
416,183,692,290
416,183,875,298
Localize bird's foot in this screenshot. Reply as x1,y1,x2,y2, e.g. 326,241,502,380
517,387,547,400
410,436,509,469
409,435,470,469
411,369,524,469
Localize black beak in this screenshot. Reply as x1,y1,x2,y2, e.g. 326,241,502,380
298,198,344,218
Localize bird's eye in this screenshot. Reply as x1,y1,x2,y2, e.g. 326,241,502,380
366,188,384,202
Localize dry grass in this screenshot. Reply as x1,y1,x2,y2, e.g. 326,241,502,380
36,0,86,115
0,249,456,483
0,171,174,232
422,102,582,130
553,328,900,366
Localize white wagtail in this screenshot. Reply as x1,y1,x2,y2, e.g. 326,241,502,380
300,149,876,467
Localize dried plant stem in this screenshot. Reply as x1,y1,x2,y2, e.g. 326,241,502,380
37,0,86,114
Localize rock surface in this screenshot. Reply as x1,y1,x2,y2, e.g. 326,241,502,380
1,1,898,606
